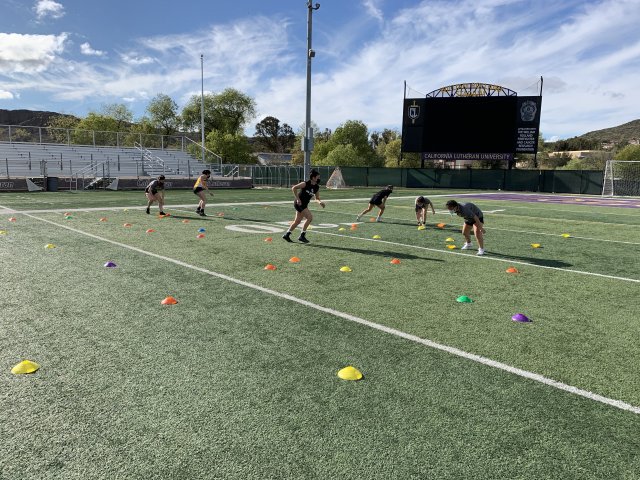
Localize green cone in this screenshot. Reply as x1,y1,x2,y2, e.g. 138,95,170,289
456,295,473,303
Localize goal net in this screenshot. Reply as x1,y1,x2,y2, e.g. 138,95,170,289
325,167,348,189
602,160,640,197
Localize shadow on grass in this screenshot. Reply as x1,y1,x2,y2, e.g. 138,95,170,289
485,251,573,268
305,243,443,262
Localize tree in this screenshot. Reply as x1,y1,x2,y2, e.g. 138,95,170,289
205,130,253,163
182,88,256,135
254,116,296,152
146,94,180,136
311,120,381,167
615,144,640,161
101,103,133,131
46,115,80,143
324,144,360,167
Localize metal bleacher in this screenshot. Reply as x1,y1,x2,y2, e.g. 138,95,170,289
0,142,209,179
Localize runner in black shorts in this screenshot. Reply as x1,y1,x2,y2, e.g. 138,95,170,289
415,195,435,226
282,170,325,243
193,170,211,216
144,175,166,215
356,185,393,222
446,200,486,256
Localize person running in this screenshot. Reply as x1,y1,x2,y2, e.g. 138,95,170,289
356,185,393,222
193,170,212,216
144,175,166,215
445,199,486,256
282,169,325,244
415,195,435,226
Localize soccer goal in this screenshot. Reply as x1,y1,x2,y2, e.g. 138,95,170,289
602,160,640,197
325,167,348,189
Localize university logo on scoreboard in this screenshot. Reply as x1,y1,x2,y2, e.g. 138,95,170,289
408,101,421,124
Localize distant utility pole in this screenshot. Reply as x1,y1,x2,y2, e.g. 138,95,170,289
303,1,320,180
200,54,205,163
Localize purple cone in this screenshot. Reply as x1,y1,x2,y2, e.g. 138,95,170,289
104,261,117,268
512,313,531,323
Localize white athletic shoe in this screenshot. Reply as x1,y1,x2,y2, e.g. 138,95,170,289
477,248,485,256
376,217,382,222
461,243,472,250
356,215,362,221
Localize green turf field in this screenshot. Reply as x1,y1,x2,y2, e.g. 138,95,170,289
1,188,639,479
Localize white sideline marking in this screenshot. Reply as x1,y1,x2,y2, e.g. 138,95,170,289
24,213,640,415
0,204,17,214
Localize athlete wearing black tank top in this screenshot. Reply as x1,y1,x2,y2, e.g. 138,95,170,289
282,170,325,243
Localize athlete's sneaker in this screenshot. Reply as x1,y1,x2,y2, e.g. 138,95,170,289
282,232,293,243
146,207,150,214
298,234,310,243
461,242,472,250
356,215,362,221
196,208,201,214
198,211,207,217
477,248,485,256
159,211,166,216
376,217,382,223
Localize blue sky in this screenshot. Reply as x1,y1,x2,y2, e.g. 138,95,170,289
0,0,638,140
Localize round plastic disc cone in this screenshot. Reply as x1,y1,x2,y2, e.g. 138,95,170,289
99,217,107,222
217,212,224,217
418,225,426,230
512,313,531,323
161,296,178,305
123,223,132,227
289,257,301,263
372,235,381,239
196,234,205,239
65,216,72,220
264,264,277,270
369,217,376,222
44,244,56,249
9,217,17,222
506,267,519,273
437,223,446,228
340,266,352,272
198,228,206,233
445,237,455,242
104,261,117,268
350,226,357,231
11,360,40,375
264,237,273,242
146,229,155,233
390,258,401,264
123,209,129,212
531,243,541,248
456,295,473,303
337,366,363,381
0,230,7,235
338,227,346,231
447,245,457,249
182,219,190,224
351,223,358,228
561,233,571,238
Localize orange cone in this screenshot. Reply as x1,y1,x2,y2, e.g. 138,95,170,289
390,258,401,265
289,257,301,263
506,267,519,273
146,229,155,233
8,217,16,222
123,223,133,227
350,225,358,231
264,237,273,242
217,212,224,217
264,264,277,270
182,219,190,224
369,217,376,222
161,296,178,305
437,223,446,229
99,217,107,222
196,233,205,239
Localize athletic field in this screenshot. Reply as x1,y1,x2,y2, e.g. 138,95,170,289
1,188,639,479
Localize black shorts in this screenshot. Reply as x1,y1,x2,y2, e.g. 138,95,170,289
294,201,309,213
370,197,383,206
465,216,484,226
194,187,204,194
415,205,425,212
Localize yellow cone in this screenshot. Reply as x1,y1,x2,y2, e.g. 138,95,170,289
445,237,455,242
447,245,457,249
0,230,7,235
45,244,56,249
372,235,381,239
531,243,541,248
11,360,40,374
417,225,426,230
338,366,363,381
338,227,346,231
340,266,352,272
561,233,571,238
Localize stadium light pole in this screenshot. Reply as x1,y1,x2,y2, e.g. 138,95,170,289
200,54,205,164
303,1,320,179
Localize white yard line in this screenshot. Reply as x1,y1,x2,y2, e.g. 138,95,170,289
22,212,640,415
0,204,17,214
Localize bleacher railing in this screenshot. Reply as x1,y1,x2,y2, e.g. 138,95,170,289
0,124,194,151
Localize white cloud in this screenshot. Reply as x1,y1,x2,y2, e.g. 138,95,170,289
0,90,15,100
34,0,65,20
120,53,155,65
0,33,67,73
362,0,383,22
80,42,106,57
